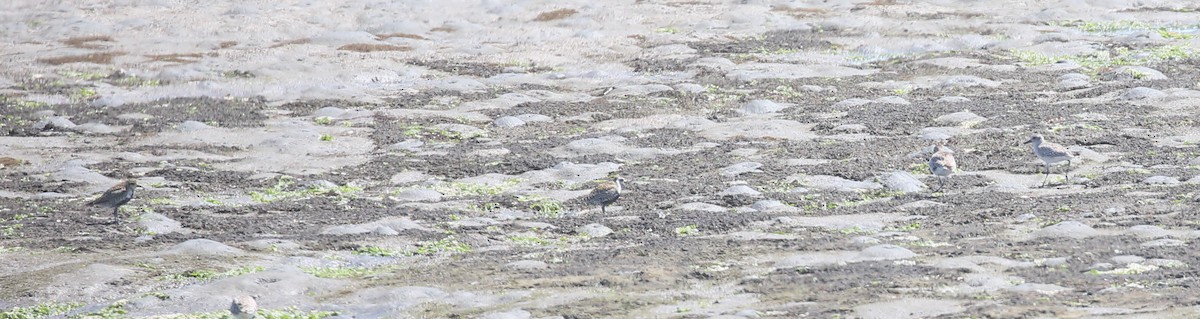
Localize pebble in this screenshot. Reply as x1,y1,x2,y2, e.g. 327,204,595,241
881,171,925,194
493,116,526,128
1143,176,1179,185
577,223,613,237
719,185,762,197
719,162,763,176
165,239,243,256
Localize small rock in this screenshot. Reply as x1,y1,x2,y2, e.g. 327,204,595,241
1101,66,1167,81
935,75,1000,89
243,239,301,252
895,200,945,211
935,96,970,103
138,212,182,235
515,221,556,230
882,171,926,194
165,239,243,256
469,148,510,157
831,98,872,108
719,185,762,197
1144,176,1179,185
720,162,763,176
794,175,882,192
33,116,76,131
1039,257,1069,267
1144,258,1186,268
1058,77,1090,90
1122,87,1166,100
874,96,910,105
386,139,424,151
1034,33,1069,43
1128,225,1169,238
852,236,881,245
117,113,155,121
73,122,118,134
738,99,790,114
605,84,673,97
1089,262,1115,271
504,260,548,272
372,226,399,236
577,223,613,237
832,124,867,133
493,116,526,128
176,120,212,132
156,66,208,83
750,200,793,212
390,171,432,185
514,114,553,123
735,309,762,318
1111,255,1145,265
479,308,533,319
1057,73,1091,91
391,188,443,202
1142,239,1185,247
1033,221,1099,239
936,110,984,127
677,202,727,212
674,83,707,94
432,124,486,139
856,244,916,261
312,107,346,118
919,126,970,140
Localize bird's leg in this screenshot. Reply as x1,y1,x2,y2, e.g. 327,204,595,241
601,205,606,213
1064,160,1071,183
937,177,945,192
1041,164,1050,187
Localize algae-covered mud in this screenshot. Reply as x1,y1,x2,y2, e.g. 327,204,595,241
3,0,1200,318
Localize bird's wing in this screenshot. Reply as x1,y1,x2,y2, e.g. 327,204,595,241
941,153,957,170
587,183,618,203
1039,143,1073,158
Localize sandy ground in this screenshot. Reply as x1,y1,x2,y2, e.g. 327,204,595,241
3,0,1200,318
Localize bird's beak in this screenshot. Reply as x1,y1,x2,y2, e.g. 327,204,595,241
1022,139,1031,144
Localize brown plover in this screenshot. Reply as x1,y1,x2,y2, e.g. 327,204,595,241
1024,134,1075,186
87,179,137,222
230,295,258,319
928,143,957,192
586,176,625,213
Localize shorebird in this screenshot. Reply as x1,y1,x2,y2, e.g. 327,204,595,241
1024,134,1075,186
230,295,258,319
928,143,957,192
87,179,137,223
586,176,625,213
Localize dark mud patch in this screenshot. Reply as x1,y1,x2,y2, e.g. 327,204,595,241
690,29,836,55
0,97,269,136
408,60,551,78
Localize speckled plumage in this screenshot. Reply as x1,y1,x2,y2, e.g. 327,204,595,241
230,295,258,319
928,144,957,192
586,177,625,213
1025,134,1075,186
87,179,136,220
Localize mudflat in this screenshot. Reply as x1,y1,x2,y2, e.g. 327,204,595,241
2,1,1200,318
